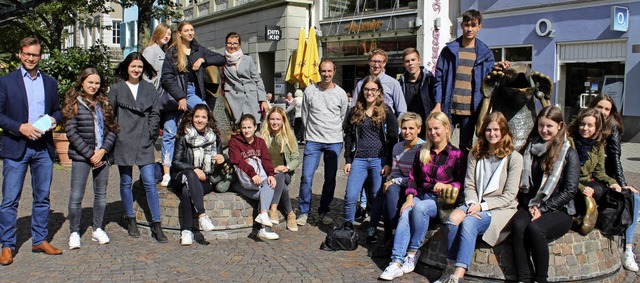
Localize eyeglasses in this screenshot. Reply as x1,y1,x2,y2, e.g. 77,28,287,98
363,88,380,93
369,60,385,66
20,52,41,58
226,42,240,47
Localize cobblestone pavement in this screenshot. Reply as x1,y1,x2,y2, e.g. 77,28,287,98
0,143,639,282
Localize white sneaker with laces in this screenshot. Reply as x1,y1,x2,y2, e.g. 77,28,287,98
69,232,81,249
379,262,403,281
91,228,110,244
160,174,171,187
198,214,215,231
402,250,421,273
623,250,639,272
296,214,308,226
181,230,193,246
258,227,279,240
255,212,273,227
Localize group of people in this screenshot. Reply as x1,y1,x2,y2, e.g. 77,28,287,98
0,9,636,283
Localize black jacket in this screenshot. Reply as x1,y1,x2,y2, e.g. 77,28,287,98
519,147,580,215
170,134,228,180
605,125,626,186
398,66,435,117
343,105,398,165
161,40,225,102
65,97,116,163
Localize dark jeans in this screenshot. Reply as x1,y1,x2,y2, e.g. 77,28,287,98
298,141,342,216
273,172,293,214
384,184,404,237
294,117,304,142
452,114,477,154
511,208,572,283
68,161,110,233
177,170,214,230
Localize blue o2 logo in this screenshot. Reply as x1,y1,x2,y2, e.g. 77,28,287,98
611,6,629,32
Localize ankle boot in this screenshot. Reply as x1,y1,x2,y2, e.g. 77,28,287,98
126,217,140,238
151,221,168,243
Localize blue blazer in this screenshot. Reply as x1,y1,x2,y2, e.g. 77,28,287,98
0,69,62,160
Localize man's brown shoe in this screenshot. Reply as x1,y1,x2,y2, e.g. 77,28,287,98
0,248,13,265
32,241,62,255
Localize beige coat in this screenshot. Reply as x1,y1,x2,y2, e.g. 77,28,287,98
463,151,523,246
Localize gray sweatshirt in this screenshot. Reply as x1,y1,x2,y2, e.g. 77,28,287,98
302,83,349,144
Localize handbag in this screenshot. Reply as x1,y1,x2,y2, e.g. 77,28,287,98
320,221,359,251
235,157,268,190
596,188,634,236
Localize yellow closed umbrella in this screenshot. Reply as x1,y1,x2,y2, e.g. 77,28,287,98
302,27,320,86
285,50,298,84
292,28,306,86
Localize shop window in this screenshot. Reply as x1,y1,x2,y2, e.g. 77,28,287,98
323,37,416,58
324,0,410,18
490,46,532,67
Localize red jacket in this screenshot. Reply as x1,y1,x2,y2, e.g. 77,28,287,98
228,133,274,178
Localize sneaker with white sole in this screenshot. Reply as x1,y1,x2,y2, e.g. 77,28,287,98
181,230,193,246
159,174,171,187
296,214,308,226
255,212,273,227
198,214,215,231
442,274,461,283
402,250,421,273
319,213,333,225
379,262,403,280
258,227,279,240
433,265,455,283
91,228,110,244
69,232,81,249
623,251,639,272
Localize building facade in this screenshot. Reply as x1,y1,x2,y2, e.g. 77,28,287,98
63,2,124,62
462,0,640,141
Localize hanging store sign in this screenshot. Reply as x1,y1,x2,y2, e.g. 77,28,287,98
265,25,281,41
611,6,629,32
344,19,384,33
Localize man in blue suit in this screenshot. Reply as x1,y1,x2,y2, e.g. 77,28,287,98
0,37,63,265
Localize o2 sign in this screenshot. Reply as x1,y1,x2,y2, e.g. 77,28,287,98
536,18,555,38
611,6,629,32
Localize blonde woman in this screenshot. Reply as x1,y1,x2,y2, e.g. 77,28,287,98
260,107,300,231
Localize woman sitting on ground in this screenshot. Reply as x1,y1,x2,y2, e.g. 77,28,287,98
590,94,640,272
171,104,228,246
259,107,300,232
436,112,523,283
511,106,579,283
379,111,465,281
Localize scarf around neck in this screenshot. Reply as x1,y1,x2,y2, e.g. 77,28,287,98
225,49,243,66
520,136,571,207
184,125,217,174
573,136,596,166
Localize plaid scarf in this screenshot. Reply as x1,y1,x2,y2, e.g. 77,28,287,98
184,125,217,174
520,136,571,207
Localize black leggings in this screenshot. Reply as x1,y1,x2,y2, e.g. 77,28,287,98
510,208,573,283
177,170,214,230
574,181,608,216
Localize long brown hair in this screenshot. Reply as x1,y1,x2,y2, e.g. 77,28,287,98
525,106,566,174
471,112,513,159
568,107,605,146
170,21,195,73
177,104,220,138
146,23,172,49
62,67,119,134
350,75,386,126
588,93,624,138
259,106,297,154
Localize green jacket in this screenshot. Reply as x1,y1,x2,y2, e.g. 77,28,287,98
568,137,617,191
260,129,300,173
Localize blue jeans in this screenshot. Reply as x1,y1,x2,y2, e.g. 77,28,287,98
68,161,110,233
160,83,205,167
446,205,492,269
384,183,404,233
391,193,438,263
118,164,161,222
343,157,385,223
0,144,53,249
298,141,342,216
626,193,640,244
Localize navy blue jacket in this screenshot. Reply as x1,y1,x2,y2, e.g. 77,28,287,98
398,66,435,118
0,69,62,160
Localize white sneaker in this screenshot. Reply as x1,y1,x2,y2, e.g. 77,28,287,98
296,214,308,226
258,227,279,240
91,228,110,244
379,262,403,280
198,214,215,231
160,174,171,187
434,265,455,283
402,250,421,273
255,212,273,227
69,232,81,249
181,230,193,246
623,251,639,272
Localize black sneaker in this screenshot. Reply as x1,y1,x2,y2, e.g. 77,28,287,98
366,227,378,244
355,206,368,222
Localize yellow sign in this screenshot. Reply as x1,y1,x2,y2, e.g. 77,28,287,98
344,19,384,33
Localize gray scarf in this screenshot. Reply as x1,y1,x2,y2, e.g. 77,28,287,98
225,49,243,66
520,136,571,207
184,126,217,174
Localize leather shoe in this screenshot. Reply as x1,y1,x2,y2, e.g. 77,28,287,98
32,241,62,255
0,248,13,265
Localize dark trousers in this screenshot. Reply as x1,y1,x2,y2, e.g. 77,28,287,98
511,208,573,283
452,114,477,154
574,181,607,216
294,117,304,142
177,170,214,230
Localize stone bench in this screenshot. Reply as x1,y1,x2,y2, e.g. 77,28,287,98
419,225,624,282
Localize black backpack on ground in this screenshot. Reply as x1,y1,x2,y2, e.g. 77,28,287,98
320,221,359,251
596,188,634,237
